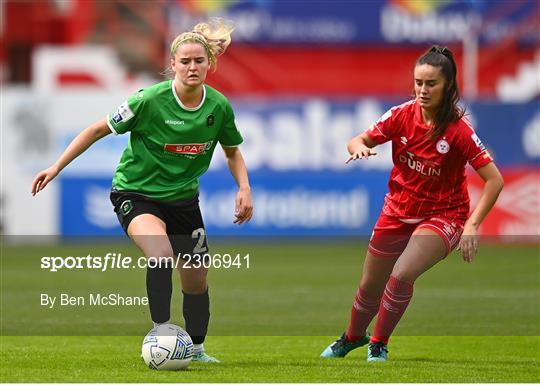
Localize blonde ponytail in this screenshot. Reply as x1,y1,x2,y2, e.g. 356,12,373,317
170,18,234,69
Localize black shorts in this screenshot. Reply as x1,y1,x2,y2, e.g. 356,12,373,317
110,189,209,259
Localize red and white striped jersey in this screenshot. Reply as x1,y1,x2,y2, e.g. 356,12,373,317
366,99,493,220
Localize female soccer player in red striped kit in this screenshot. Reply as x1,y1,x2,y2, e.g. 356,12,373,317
321,45,504,362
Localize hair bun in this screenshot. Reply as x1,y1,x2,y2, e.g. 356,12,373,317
430,45,449,56
170,18,235,70
192,18,235,58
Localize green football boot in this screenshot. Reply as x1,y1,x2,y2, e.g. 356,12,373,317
320,332,370,358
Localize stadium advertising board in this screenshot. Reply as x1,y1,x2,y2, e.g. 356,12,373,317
54,98,538,237
2,89,537,236
168,0,538,45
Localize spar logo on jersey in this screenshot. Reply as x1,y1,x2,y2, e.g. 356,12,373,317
111,101,134,124
471,133,486,151
164,141,214,155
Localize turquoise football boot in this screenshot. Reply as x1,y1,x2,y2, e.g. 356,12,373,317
367,341,388,362
320,332,370,358
192,351,220,363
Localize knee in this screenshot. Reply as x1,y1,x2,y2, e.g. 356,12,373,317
180,269,208,294
146,248,175,267
389,269,416,285
359,275,387,294
182,280,207,294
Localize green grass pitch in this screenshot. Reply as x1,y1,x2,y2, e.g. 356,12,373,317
1,239,539,382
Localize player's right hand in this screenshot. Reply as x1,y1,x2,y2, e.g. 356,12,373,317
345,147,377,164
31,166,59,196
233,187,253,225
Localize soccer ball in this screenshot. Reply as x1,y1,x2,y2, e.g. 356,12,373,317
141,324,193,370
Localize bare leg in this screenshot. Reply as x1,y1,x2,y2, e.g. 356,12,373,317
391,228,447,283
359,251,397,293
176,256,210,345
176,262,208,294
346,251,397,339
127,214,174,324
128,213,209,294
371,228,447,345
127,214,173,261
128,214,212,344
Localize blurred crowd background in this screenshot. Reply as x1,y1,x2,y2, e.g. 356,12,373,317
1,0,539,239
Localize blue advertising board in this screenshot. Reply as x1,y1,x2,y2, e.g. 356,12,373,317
59,171,388,237
59,99,539,237
168,0,538,45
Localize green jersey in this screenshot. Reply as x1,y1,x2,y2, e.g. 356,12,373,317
107,80,243,201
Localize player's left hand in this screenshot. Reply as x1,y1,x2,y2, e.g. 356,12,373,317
234,187,253,225
458,222,478,263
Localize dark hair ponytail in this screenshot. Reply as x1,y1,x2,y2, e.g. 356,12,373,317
416,45,465,138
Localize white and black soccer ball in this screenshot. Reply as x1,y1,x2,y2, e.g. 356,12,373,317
141,324,193,370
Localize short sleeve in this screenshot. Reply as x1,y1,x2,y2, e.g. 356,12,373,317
107,89,145,135
218,102,243,147
461,121,494,170
365,106,397,145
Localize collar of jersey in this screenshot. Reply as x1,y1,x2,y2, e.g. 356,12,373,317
171,81,206,111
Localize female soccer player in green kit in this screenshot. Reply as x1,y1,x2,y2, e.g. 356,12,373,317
31,19,253,362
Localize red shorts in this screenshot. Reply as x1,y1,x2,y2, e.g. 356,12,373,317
368,214,465,259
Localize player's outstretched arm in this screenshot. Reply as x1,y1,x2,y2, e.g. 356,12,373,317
346,131,378,164
31,118,111,196
222,146,253,225
459,162,504,262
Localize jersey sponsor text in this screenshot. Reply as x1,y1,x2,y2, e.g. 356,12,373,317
164,141,214,155
398,152,441,177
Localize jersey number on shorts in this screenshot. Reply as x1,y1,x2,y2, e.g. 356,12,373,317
191,228,208,253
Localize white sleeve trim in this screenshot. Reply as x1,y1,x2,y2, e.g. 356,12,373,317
468,150,489,164
469,152,482,163
106,115,119,135
372,125,388,138
221,143,241,148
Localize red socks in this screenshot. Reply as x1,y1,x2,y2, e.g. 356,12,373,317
371,275,414,345
346,288,381,341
